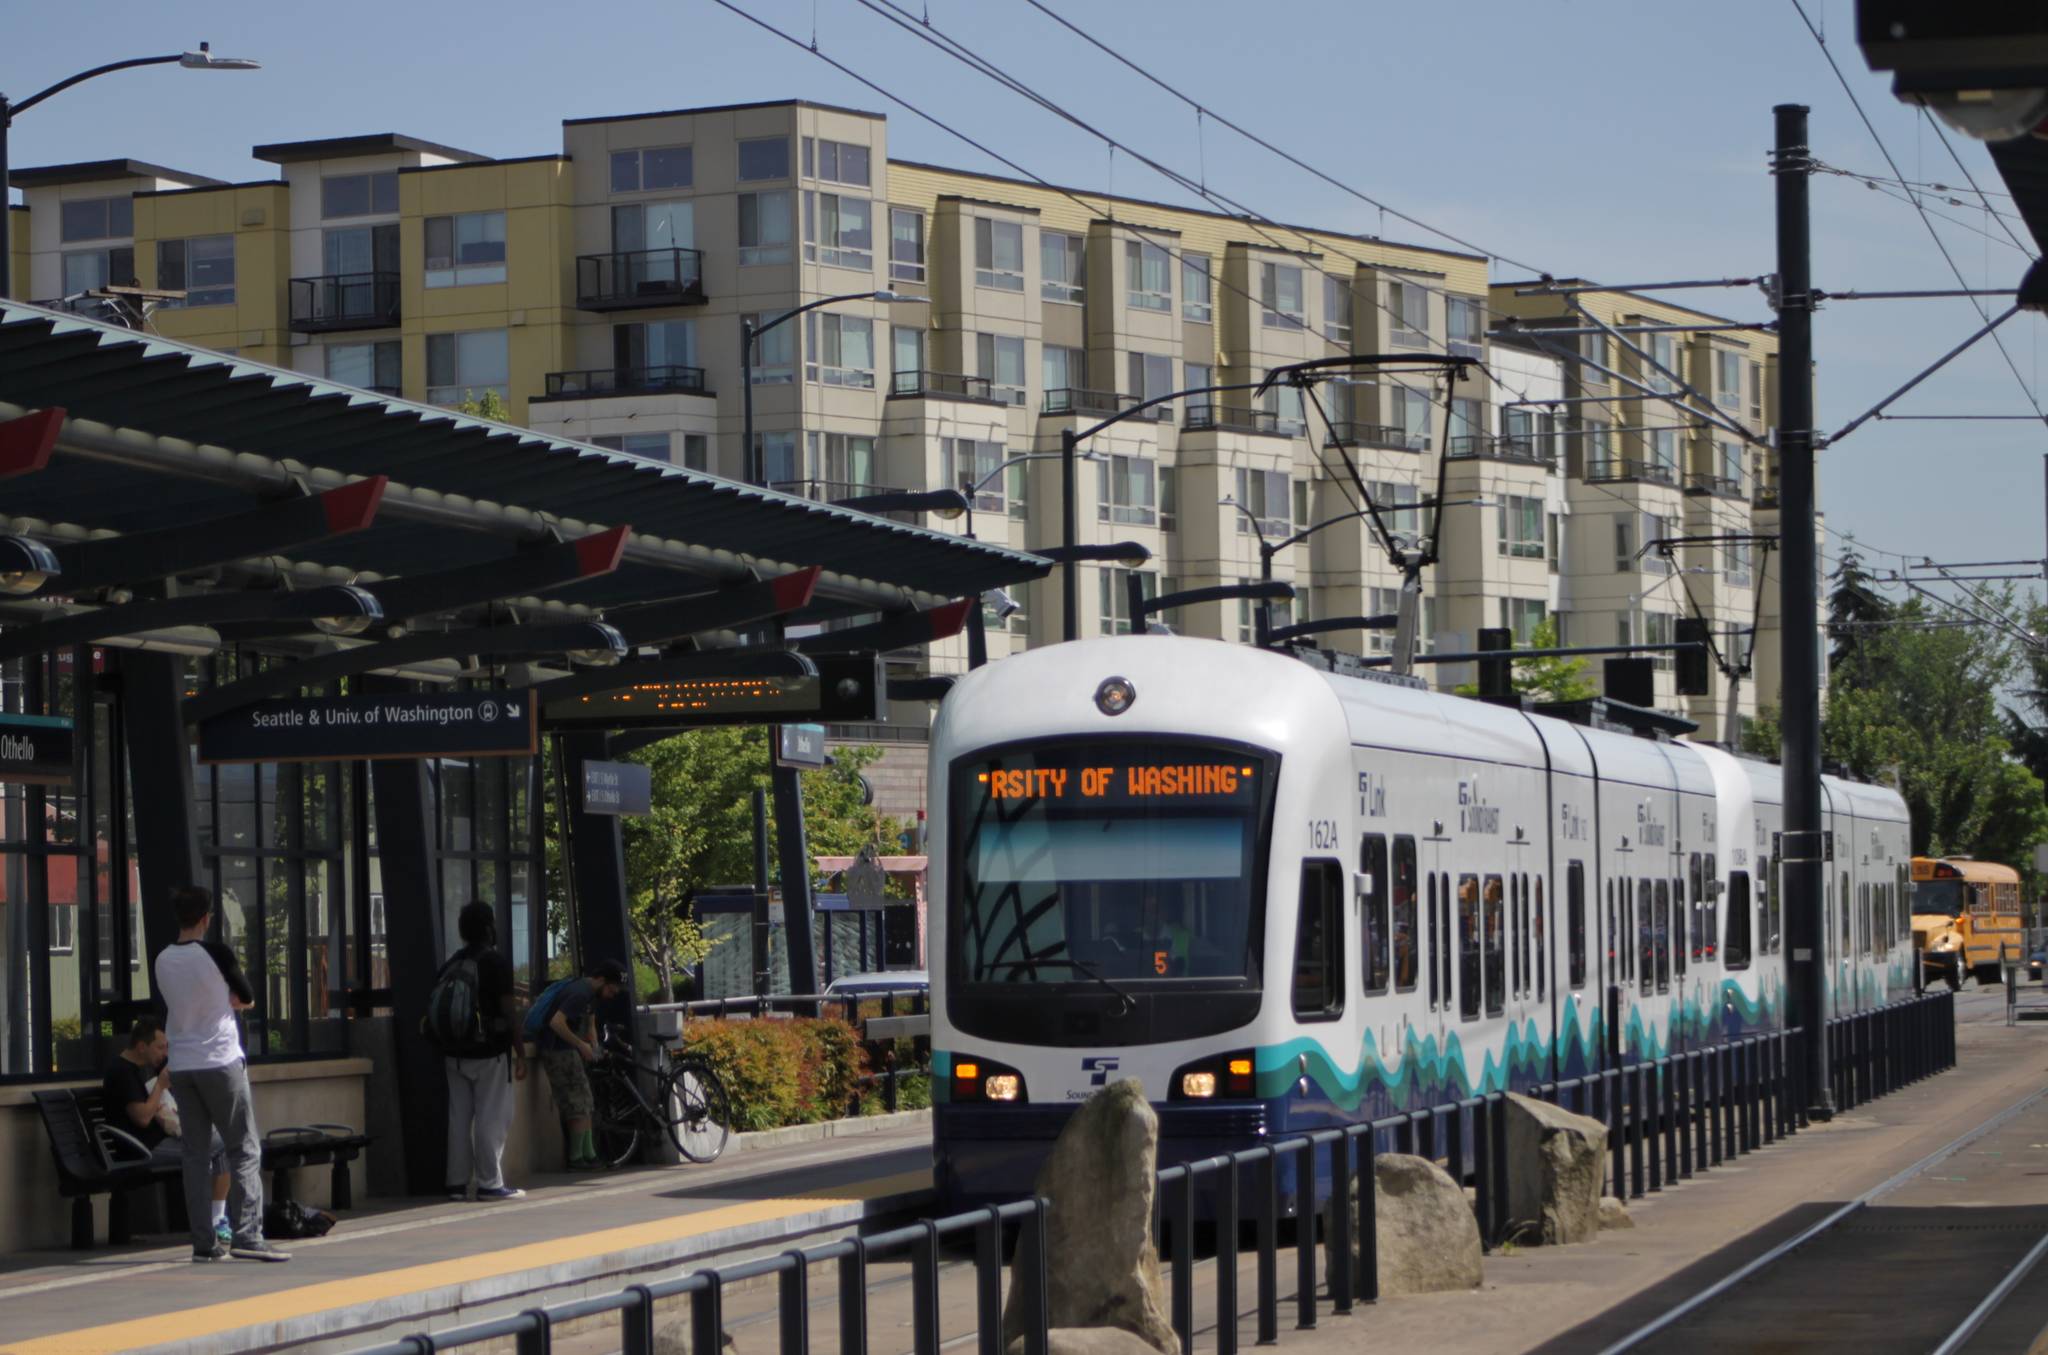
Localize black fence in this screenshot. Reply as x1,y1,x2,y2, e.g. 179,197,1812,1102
360,992,1954,1355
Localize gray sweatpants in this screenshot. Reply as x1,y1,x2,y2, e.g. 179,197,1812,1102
169,1061,264,1249
446,1055,515,1193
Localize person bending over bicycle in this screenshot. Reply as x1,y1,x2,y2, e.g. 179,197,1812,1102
533,958,628,1171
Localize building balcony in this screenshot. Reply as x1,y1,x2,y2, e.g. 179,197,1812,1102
889,370,1005,405
575,248,705,312
1325,420,1427,453
538,365,709,400
1447,434,1553,469
1043,388,1166,421
1585,458,1678,488
1684,471,1744,499
288,272,399,333
1184,406,1298,437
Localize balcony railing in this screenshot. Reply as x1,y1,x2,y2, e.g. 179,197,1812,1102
576,247,705,311
1325,420,1428,452
1184,406,1297,437
288,272,399,333
889,370,1001,403
1042,387,1166,420
1684,471,1743,498
1585,458,1679,487
1447,434,1553,469
541,365,709,399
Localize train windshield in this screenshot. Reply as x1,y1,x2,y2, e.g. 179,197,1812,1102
951,741,1271,985
1912,880,1966,918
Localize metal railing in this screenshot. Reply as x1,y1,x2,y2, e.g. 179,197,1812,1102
1684,471,1743,498
1325,420,1427,452
1184,406,1295,436
1447,434,1553,468
288,272,399,332
364,990,1954,1355
576,247,706,310
1043,387,1165,420
890,370,1000,403
543,365,708,398
1586,457,1679,487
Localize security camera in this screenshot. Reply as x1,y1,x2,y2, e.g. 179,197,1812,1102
982,587,1021,621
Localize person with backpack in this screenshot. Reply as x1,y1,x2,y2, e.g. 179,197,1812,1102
428,901,525,1201
524,958,628,1171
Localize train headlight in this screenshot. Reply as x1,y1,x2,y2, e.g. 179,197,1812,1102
951,1055,1027,1103
1094,676,1136,716
1169,1049,1258,1100
985,1074,1021,1102
1180,1071,1218,1099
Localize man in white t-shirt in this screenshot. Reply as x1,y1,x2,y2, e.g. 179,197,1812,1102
155,885,288,1263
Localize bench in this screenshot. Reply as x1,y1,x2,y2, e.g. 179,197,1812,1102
35,1088,373,1249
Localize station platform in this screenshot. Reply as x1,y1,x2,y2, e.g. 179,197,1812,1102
0,1119,934,1355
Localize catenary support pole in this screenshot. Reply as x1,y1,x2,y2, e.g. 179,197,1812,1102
1774,102,1834,1120
1060,428,1079,641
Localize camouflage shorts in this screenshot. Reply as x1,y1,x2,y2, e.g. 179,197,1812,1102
541,1048,593,1119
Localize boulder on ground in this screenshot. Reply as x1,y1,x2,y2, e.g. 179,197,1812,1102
652,1320,735,1355
1503,1092,1607,1245
1007,1329,1174,1355
1323,1151,1484,1298
1000,1079,1177,1355
1598,1196,1634,1230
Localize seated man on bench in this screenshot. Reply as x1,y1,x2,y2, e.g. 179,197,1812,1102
103,1015,230,1248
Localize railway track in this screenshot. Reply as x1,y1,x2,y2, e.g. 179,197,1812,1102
1598,1084,2048,1354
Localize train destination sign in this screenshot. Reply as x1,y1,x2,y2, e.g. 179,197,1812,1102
197,692,539,764
0,713,74,787
969,745,1261,809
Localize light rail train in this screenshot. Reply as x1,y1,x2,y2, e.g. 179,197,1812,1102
928,637,1912,1207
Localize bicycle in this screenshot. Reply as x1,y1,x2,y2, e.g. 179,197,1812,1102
587,1025,732,1169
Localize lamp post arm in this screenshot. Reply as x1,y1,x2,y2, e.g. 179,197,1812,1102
9,55,187,118
756,290,885,339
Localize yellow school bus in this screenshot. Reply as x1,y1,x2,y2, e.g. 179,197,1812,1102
1910,856,2025,988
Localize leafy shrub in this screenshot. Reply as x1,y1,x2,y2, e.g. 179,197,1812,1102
681,1016,870,1132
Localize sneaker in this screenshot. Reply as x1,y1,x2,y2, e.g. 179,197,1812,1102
192,1242,227,1263
229,1240,291,1263
566,1156,598,1172
476,1185,526,1201
214,1218,234,1246
446,1186,470,1201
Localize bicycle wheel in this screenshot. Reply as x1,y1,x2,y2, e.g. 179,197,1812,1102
665,1059,731,1164
590,1066,644,1170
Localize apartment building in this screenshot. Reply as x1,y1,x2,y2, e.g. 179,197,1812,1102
6,100,1788,745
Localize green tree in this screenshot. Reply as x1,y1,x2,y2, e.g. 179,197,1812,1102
455,390,511,422
1455,616,1596,703
1826,546,1893,684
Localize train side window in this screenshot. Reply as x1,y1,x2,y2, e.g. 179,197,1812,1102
1840,871,1851,948
1724,871,1752,969
1508,874,1521,997
1688,853,1704,962
1607,880,1619,984
1393,837,1419,992
1638,879,1655,990
1705,853,1718,961
1672,878,1687,979
1534,877,1546,1000
1898,865,1910,942
1458,874,1481,1021
1764,855,1779,955
1653,878,1671,992
1291,860,1345,1020
1568,861,1587,989
1519,873,1532,997
1361,835,1390,994
1426,872,1439,1009
1483,875,1506,1017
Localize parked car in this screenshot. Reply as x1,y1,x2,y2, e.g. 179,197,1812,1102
2028,946,2045,983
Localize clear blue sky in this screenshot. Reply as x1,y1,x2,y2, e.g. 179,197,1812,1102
5,0,2043,601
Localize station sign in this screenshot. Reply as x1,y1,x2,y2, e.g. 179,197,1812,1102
581,759,652,816
775,723,828,770
543,653,885,730
0,713,74,786
197,692,538,764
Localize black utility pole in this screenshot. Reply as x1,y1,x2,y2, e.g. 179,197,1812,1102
1059,428,1079,641
1775,102,1834,1119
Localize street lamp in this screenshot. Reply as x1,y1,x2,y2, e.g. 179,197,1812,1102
956,448,1105,538
741,289,897,484
1,44,261,297
831,488,968,520
1037,541,1151,568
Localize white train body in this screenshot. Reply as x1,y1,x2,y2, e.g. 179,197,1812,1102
927,637,1910,1204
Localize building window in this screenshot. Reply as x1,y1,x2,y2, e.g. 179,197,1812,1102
1389,281,1429,343
1159,465,1177,534
746,313,795,384
1367,586,1401,655
325,340,401,393
889,207,925,282
1580,332,1610,380
1126,351,1173,405
323,222,399,282
893,325,926,383
1727,538,1754,588
805,138,871,187
1715,349,1742,408
1500,597,1546,645
754,431,800,486
59,195,133,242
1293,480,1310,531
1184,361,1213,417
1750,360,1763,419
804,312,875,388
1497,494,1544,559
803,191,873,269
1040,231,1085,303
1717,438,1743,489
320,172,398,220
1127,240,1172,312
425,329,509,407
614,318,697,375
594,432,675,462
738,137,790,182
1234,467,1290,539
974,218,1025,291
1648,331,1678,393
1369,479,1424,539
1260,384,1307,436
62,246,135,293
1644,609,1675,672
806,431,876,492
1097,454,1157,526
1324,275,1353,345
1182,252,1213,323
1448,296,1485,353
156,235,235,307
942,437,1007,512
1549,511,1563,575
976,332,1027,405
1648,427,1678,476
738,192,792,265
424,212,508,288
1388,385,1432,450
611,145,693,193
1099,568,1158,635
1043,345,1085,395
1260,262,1304,329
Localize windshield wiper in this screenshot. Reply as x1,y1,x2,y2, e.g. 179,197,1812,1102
993,955,1135,1015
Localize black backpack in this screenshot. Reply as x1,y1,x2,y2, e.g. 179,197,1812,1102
423,949,490,1056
